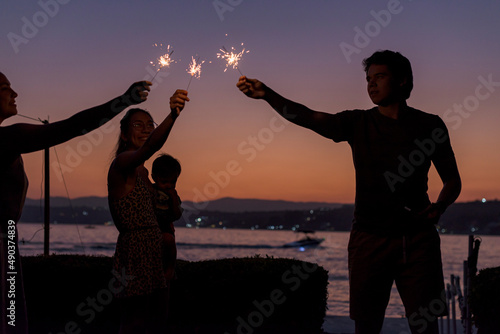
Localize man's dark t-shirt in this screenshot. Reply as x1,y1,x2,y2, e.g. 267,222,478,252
324,107,455,234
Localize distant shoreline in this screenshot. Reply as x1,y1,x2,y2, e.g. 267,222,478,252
18,197,500,235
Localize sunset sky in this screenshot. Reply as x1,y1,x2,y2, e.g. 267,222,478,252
1,0,500,204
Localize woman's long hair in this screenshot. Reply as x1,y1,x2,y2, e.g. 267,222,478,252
113,108,153,158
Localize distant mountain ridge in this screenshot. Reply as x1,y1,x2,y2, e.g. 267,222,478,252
182,197,343,212
24,196,109,209
23,196,343,212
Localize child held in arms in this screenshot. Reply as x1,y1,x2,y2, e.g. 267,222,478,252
151,154,183,280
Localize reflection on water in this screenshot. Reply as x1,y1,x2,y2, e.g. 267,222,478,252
16,223,500,317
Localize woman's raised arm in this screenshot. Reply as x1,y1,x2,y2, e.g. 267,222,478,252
112,89,189,172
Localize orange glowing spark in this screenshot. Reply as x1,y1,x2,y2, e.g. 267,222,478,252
217,43,249,75
150,44,175,81
186,56,205,90
187,56,204,79
158,52,174,68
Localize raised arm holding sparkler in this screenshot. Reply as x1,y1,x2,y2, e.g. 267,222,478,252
109,89,188,173
1,79,152,155
236,75,338,139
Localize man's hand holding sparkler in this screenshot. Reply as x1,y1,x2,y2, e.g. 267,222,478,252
170,89,189,118
236,76,266,99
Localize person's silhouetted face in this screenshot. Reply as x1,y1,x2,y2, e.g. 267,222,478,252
366,64,406,107
0,73,18,122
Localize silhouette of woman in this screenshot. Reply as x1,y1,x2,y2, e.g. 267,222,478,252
107,89,189,334
0,72,151,334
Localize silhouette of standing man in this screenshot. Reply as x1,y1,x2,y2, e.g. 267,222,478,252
237,50,461,334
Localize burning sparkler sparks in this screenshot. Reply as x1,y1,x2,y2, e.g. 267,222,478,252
150,44,175,82
187,56,204,79
186,56,205,90
217,43,249,75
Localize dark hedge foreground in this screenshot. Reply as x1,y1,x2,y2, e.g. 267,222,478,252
470,266,500,334
21,255,328,334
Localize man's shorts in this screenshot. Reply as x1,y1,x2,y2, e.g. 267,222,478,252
348,226,447,322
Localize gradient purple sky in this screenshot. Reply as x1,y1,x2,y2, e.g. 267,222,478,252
1,0,500,204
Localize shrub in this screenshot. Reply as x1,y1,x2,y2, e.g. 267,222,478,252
470,266,500,333
22,255,328,333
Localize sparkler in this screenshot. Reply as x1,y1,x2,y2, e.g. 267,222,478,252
150,44,175,82
186,56,205,90
217,43,249,75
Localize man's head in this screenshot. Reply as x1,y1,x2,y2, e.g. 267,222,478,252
363,50,413,105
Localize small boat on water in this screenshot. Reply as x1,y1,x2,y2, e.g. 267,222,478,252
283,229,324,248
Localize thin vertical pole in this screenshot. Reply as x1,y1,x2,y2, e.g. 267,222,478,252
451,274,456,334
44,141,50,256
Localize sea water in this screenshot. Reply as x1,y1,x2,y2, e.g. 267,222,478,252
16,223,500,317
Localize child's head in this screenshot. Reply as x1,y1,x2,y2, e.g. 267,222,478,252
152,154,181,190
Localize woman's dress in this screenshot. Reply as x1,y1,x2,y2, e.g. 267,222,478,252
108,173,166,298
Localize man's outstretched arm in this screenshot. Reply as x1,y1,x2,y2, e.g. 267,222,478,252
236,76,338,139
